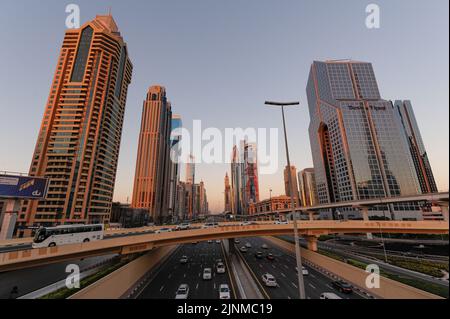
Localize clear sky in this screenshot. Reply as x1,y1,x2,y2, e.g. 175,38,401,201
0,0,448,213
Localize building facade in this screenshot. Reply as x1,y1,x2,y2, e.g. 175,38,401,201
307,60,423,220
224,173,232,212
131,86,172,224
168,115,182,222
284,165,301,207
243,142,260,211
394,100,438,194
19,15,132,231
248,195,294,215
230,145,244,215
298,168,319,207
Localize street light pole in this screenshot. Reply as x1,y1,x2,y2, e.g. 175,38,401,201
265,101,306,300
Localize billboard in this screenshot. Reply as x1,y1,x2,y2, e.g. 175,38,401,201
0,175,49,199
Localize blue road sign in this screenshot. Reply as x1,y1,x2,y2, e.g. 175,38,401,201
0,175,49,199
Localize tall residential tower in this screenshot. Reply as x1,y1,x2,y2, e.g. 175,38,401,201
19,15,132,231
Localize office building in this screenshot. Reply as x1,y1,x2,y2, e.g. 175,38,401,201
284,165,301,207
298,168,319,207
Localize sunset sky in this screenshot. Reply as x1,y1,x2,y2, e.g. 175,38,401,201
0,0,448,213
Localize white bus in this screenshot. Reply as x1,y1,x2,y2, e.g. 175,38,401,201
32,224,104,248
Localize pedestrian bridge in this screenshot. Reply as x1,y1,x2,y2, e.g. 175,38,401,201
0,220,447,272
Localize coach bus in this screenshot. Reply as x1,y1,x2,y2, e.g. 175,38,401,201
32,224,104,248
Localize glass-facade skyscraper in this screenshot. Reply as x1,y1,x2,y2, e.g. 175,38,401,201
19,15,132,233
307,60,425,220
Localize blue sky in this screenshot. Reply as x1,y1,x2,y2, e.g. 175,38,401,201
0,0,448,213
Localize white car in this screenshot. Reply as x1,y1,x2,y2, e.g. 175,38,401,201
261,244,269,249
203,268,212,280
245,242,252,248
295,266,309,276
274,220,289,225
176,223,191,231
180,256,189,264
208,240,213,244
216,262,226,274
240,221,252,226
175,284,189,299
155,228,173,234
262,273,277,287
239,246,248,253
320,292,342,299
234,239,241,244
215,240,221,244
202,223,219,229
219,284,231,299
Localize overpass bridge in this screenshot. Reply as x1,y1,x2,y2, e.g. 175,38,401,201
0,220,447,272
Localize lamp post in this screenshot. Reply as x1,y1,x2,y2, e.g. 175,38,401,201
265,100,306,299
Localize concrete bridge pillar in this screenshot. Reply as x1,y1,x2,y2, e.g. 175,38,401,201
307,211,315,221
305,236,319,252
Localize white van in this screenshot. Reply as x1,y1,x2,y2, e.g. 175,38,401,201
320,292,342,299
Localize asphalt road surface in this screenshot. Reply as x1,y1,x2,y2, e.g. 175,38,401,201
138,241,234,299
237,237,365,299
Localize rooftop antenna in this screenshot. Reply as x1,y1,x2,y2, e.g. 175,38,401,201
108,6,112,16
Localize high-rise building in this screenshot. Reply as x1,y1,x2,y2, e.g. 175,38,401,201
131,86,172,223
298,168,319,207
394,100,438,194
243,142,260,209
168,115,182,222
230,145,244,215
307,60,422,220
224,173,232,212
284,166,300,207
186,154,195,184
19,15,132,231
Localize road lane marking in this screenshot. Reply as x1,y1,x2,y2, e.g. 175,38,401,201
160,285,164,292
308,283,317,290
281,272,286,278
291,282,298,288
196,283,199,290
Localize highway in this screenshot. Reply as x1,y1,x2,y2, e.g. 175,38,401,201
0,254,117,299
237,237,365,299
137,241,235,299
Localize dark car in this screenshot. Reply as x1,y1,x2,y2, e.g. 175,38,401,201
255,251,264,259
266,253,275,261
332,280,353,294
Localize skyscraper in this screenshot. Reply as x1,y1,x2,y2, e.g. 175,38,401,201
224,173,232,212
298,168,319,207
19,15,132,231
243,142,260,209
284,165,300,207
168,115,182,222
394,100,438,194
307,60,422,220
131,86,172,223
230,145,244,215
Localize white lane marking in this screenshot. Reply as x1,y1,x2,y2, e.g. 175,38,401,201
291,282,298,288
284,265,289,269
214,283,216,289
259,264,263,268
184,273,187,278
310,274,316,279
281,273,286,278
326,284,334,289
168,274,172,279
308,283,317,290
272,265,276,269
287,296,291,299
160,285,164,292
196,283,199,290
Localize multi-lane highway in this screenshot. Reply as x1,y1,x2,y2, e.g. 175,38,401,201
137,241,235,299
236,237,365,299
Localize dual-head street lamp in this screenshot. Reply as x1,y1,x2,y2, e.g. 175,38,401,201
265,100,306,300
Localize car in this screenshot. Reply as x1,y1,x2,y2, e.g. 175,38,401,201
216,262,226,274
215,258,223,264
239,221,252,226
219,284,231,299
261,244,269,249
295,266,309,275
274,220,289,225
176,223,191,231
215,240,221,244
255,251,264,259
180,256,189,264
320,292,342,299
203,268,212,280
239,246,248,253
262,273,277,287
155,227,173,234
332,280,353,294
245,242,252,248
191,241,199,245
208,240,213,244
175,284,190,299
202,222,219,229
234,239,241,244
266,253,275,261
